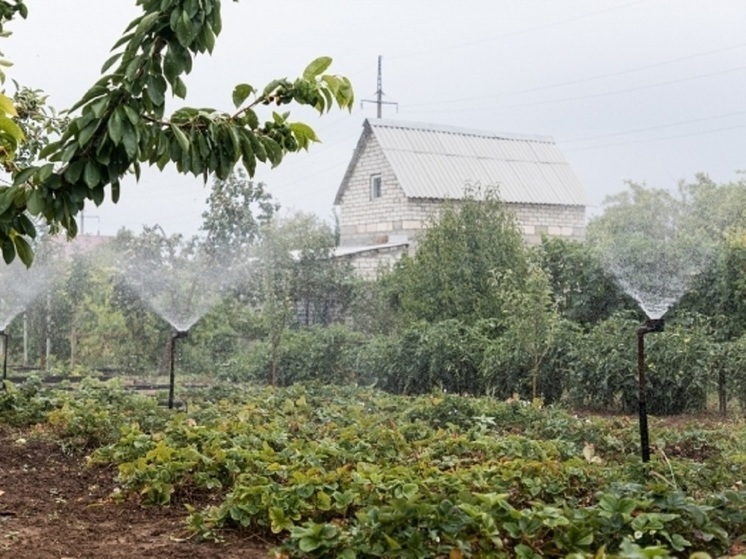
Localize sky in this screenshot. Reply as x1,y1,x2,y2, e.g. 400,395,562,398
4,0,746,237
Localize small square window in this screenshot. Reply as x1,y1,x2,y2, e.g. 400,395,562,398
370,174,382,199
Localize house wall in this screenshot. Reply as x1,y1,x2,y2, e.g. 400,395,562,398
337,133,586,252
337,134,414,247
339,245,410,281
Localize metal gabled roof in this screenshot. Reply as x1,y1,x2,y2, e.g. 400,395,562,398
334,119,588,206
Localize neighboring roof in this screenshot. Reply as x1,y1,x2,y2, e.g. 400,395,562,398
332,240,409,258
335,119,587,206
50,233,113,259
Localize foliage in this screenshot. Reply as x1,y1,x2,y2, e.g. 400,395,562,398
199,167,277,258
228,324,365,386
533,237,635,326
566,311,714,415
11,84,69,170
357,319,489,395
0,1,354,265
680,228,746,341
485,263,560,401
39,382,740,558
391,185,528,323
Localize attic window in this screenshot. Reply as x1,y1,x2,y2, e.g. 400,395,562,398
370,174,382,199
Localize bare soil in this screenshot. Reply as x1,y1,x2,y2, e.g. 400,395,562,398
0,428,272,559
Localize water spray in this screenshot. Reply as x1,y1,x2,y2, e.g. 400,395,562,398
1,330,7,390
636,317,664,462
168,330,188,409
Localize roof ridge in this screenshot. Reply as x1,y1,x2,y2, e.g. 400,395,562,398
367,118,555,143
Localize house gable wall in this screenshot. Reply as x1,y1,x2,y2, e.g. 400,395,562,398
336,125,586,258
338,135,415,246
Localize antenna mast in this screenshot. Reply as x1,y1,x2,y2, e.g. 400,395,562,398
361,55,398,118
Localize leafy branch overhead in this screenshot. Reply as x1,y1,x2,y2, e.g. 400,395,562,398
0,0,354,266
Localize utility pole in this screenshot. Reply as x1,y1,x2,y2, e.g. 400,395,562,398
361,55,398,118
80,209,100,235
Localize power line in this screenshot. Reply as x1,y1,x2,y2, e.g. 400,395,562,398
406,65,746,115
406,41,746,109
564,123,746,152
561,109,746,144
388,0,645,60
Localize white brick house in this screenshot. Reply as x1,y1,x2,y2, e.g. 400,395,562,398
333,119,588,278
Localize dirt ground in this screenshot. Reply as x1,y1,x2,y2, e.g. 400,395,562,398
0,428,272,559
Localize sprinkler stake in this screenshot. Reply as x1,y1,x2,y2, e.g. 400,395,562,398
1,331,7,391
168,330,188,409
637,318,664,463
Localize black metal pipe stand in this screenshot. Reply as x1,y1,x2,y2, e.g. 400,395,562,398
168,330,188,409
1,331,7,391
637,318,664,463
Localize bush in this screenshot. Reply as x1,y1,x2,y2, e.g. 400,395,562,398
226,324,366,386
566,311,714,414
358,320,487,395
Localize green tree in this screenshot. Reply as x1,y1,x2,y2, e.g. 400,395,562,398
200,168,277,258
392,185,529,323
533,237,635,326
275,212,355,327
484,264,560,401
0,1,354,266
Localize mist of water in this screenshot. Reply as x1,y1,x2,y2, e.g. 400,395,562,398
605,244,711,319
591,189,716,319
0,259,57,330
121,249,248,332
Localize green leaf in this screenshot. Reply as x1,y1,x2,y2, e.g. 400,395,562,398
303,56,333,80
26,189,45,215
111,180,121,203
1,240,15,264
175,9,193,47
0,187,16,215
172,77,187,99
170,123,190,152
84,161,101,188
16,214,36,238
232,83,255,109
100,52,123,74
12,234,33,267
121,121,138,158
146,75,166,107
12,166,38,187
135,11,159,36
91,185,105,206
0,92,16,116
78,121,100,147
261,136,283,167
0,116,24,142
289,122,320,150
107,109,124,145
64,160,86,184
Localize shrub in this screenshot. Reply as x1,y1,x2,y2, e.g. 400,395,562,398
225,324,365,386
566,311,714,415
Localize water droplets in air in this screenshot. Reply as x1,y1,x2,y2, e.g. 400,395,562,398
0,257,57,331
119,233,248,332
590,185,717,319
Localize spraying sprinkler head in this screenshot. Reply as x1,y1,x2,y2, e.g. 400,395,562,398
638,318,665,335
172,330,188,340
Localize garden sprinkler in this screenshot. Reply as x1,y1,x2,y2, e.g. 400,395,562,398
637,318,664,462
1,330,7,391
168,330,188,409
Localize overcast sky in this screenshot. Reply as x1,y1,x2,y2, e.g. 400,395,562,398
5,1,746,237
